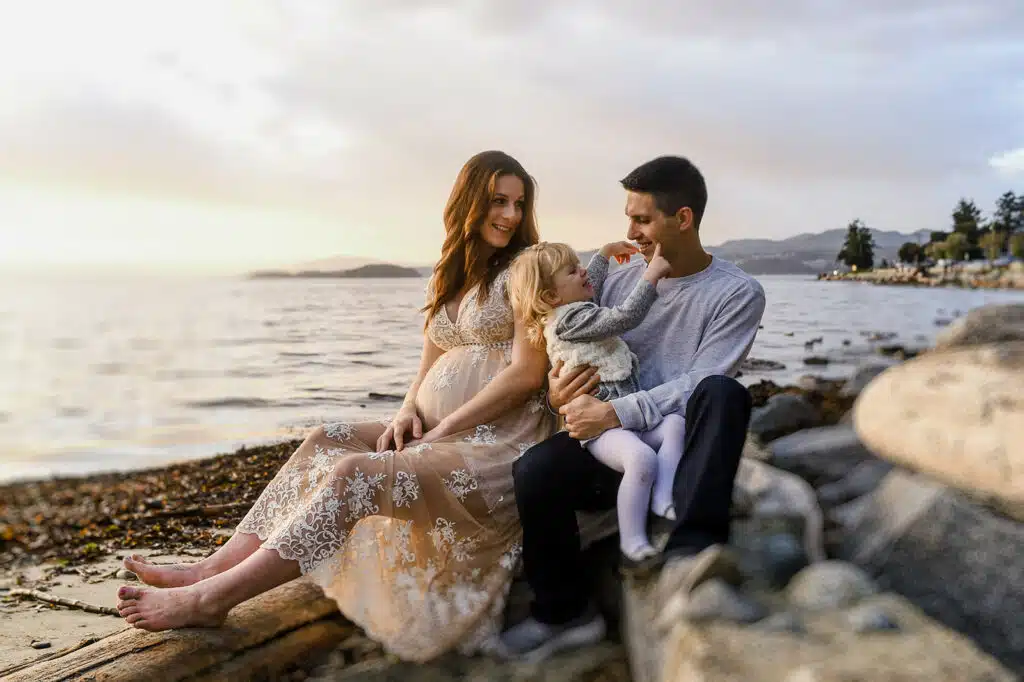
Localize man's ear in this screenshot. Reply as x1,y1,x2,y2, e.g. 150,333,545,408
675,206,694,232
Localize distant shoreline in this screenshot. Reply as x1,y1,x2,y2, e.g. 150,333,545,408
249,263,424,279
817,264,1024,290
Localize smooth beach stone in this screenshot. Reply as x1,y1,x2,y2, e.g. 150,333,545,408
768,424,875,486
847,602,901,633
787,561,877,611
749,394,822,442
759,532,809,589
839,363,890,398
816,459,893,508
853,342,1024,519
734,458,825,564
683,579,767,624
934,303,1024,349
755,611,806,634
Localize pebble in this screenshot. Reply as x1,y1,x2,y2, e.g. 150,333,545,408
684,579,767,624
787,561,878,611
116,568,138,581
759,533,809,589
839,363,889,398
847,603,901,633
31,641,51,649
755,611,805,634
815,460,892,507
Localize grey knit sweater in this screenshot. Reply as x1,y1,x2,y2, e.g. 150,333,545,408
595,255,766,432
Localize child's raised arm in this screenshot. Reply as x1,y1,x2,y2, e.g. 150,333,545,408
587,241,638,303
559,244,671,343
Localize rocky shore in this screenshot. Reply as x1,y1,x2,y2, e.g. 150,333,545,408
2,304,1022,680
816,262,1024,289
621,302,1022,681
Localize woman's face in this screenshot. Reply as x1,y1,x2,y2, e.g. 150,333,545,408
478,174,525,251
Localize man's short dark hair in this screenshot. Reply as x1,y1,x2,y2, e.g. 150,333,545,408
620,156,707,229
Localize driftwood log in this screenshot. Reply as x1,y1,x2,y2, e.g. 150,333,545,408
7,588,120,616
4,578,350,682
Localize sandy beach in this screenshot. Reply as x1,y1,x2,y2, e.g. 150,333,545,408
0,441,301,674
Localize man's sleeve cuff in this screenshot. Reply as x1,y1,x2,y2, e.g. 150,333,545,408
610,396,644,431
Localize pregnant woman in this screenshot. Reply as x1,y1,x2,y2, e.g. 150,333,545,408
115,150,559,661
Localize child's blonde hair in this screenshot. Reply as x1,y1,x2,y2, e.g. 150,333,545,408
508,242,580,349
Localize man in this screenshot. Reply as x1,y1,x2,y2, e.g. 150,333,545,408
500,156,766,660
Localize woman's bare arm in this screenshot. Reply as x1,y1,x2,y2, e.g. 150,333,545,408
377,335,446,451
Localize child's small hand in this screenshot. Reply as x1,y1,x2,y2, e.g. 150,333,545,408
643,244,672,283
600,241,638,264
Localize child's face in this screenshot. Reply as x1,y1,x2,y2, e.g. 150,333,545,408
549,261,593,306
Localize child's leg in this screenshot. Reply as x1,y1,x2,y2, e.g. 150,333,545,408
586,428,659,560
639,413,687,520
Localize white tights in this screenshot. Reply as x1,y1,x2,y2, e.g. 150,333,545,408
586,413,686,560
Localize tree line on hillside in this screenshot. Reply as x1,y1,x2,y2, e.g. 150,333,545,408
836,190,1024,270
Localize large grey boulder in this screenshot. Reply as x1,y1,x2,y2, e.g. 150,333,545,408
935,302,1024,349
838,470,1024,674
854,342,1024,520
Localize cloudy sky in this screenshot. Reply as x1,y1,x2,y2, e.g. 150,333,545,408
1,1,1022,273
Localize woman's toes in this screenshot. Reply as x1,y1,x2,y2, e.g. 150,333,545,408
119,605,140,617
118,585,144,600
126,613,146,625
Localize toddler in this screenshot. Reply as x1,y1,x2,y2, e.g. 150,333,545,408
508,241,685,564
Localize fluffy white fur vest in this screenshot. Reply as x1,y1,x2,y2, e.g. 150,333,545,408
543,308,635,382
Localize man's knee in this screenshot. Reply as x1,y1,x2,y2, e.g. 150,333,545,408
513,433,572,500
693,375,750,408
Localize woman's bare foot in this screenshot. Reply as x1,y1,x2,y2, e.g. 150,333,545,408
116,584,227,631
123,554,208,588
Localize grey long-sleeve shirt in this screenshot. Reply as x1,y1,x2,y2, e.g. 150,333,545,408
596,255,766,432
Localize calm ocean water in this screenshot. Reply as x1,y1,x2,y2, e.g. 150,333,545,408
1,272,1021,482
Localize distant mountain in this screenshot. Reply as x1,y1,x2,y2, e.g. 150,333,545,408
249,263,422,279
705,228,931,274
708,228,931,258
289,255,380,271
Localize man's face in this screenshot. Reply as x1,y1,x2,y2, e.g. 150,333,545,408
624,191,683,262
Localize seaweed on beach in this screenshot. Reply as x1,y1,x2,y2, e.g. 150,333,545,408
747,378,855,425
0,440,302,568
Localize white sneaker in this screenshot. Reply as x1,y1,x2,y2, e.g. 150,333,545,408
498,611,607,663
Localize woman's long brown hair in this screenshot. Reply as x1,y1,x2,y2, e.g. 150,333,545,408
423,150,539,324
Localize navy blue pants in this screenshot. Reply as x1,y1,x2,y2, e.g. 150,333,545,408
512,375,752,624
